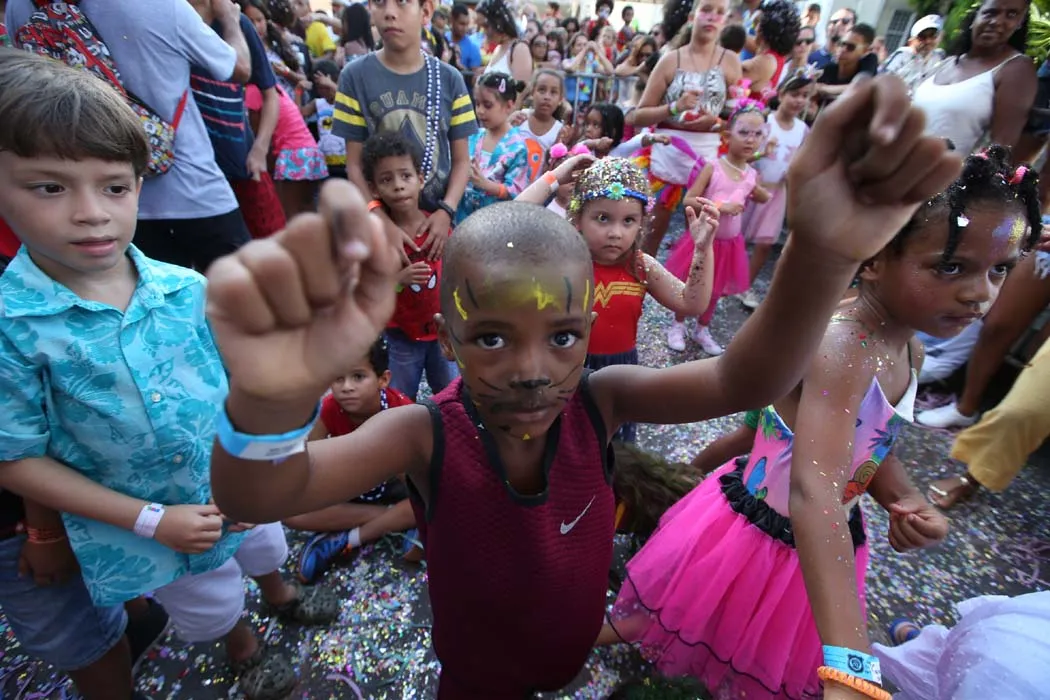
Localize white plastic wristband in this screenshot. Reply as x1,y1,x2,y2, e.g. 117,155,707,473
134,503,165,539
216,401,320,462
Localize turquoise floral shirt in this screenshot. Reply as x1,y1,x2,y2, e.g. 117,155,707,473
0,246,245,606
456,127,539,224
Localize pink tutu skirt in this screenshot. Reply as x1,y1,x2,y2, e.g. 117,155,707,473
609,461,870,700
743,186,787,245
665,235,750,299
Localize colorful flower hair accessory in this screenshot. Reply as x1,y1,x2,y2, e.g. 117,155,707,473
568,158,653,217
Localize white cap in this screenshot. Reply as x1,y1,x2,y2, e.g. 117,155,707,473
910,14,942,38
331,0,351,6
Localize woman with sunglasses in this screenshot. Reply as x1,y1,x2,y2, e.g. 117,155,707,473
880,15,945,95
777,25,817,86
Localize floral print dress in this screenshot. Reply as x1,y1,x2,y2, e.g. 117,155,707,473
456,126,537,223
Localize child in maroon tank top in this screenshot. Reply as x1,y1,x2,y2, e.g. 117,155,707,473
209,79,962,700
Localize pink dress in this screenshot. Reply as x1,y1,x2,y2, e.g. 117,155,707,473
245,85,328,182
609,356,918,699
665,159,756,325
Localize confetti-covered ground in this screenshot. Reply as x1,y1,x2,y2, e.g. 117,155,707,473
2,218,1048,698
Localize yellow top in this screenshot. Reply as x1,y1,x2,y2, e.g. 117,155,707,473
305,21,336,58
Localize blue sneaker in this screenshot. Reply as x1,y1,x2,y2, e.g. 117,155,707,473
297,531,350,583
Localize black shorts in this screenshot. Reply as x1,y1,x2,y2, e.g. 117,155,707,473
134,209,251,272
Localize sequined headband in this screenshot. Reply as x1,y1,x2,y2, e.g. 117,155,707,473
568,158,653,216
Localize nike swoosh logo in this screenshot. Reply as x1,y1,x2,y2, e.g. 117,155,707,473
560,495,596,535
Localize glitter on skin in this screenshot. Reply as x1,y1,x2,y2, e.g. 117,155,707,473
5,214,1048,698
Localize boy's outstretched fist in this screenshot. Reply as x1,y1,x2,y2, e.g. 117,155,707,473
206,180,403,406
787,74,964,266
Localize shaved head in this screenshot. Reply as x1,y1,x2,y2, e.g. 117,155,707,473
441,202,593,317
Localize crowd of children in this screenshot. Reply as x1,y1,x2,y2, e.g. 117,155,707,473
1,0,1049,698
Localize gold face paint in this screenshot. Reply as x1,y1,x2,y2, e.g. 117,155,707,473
530,280,558,311
582,279,591,312
453,288,469,320
522,433,531,441
1009,217,1027,245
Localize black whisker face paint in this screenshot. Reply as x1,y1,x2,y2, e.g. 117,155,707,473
465,278,480,309
478,377,504,392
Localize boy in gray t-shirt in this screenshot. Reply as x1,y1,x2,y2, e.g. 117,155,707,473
333,0,477,259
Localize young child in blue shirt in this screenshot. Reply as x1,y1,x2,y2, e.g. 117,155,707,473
0,51,334,700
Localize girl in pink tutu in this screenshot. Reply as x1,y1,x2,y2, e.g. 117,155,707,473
665,104,771,355
738,68,814,310
598,145,1043,700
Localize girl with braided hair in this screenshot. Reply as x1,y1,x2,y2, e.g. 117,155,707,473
741,0,801,99
599,145,1041,700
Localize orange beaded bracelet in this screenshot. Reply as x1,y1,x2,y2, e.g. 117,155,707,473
818,666,892,700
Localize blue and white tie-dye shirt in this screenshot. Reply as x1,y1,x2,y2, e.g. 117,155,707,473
0,246,245,606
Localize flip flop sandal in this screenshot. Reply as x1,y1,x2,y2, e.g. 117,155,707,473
236,649,297,700
887,618,921,646
268,580,340,626
927,474,977,510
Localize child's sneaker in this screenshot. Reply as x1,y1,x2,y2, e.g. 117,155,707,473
297,531,351,584
694,326,724,356
739,289,762,310
915,401,978,429
666,321,687,352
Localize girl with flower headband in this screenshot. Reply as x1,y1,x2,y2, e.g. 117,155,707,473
738,68,814,310
455,73,540,223
665,102,771,355
517,156,719,442
600,145,1042,700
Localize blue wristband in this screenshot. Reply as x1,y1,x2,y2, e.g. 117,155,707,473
216,400,321,462
822,646,882,685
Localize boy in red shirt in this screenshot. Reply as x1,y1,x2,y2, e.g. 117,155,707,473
290,338,418,583
363,133,458,401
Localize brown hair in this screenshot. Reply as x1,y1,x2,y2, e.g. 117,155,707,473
0,50,150,176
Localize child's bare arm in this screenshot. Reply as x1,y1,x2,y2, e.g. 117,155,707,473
515,153,596,205
789,334,872,655
750,183,772,204
643,202,718,316
681,162,714,210
206,180,425,525
690,423,757,474
589,76,962,429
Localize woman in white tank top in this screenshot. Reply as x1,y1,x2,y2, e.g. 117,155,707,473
476,0,533,85
912,0,1035,156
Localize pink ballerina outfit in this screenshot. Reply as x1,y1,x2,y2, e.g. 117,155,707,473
609,336,918,699
665,159,756,325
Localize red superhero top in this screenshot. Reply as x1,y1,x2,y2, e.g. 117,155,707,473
319,387,413,437
389,222,444,342
409,374,615,697
588,255,648,355
0,219,19,260
320,387,413,503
